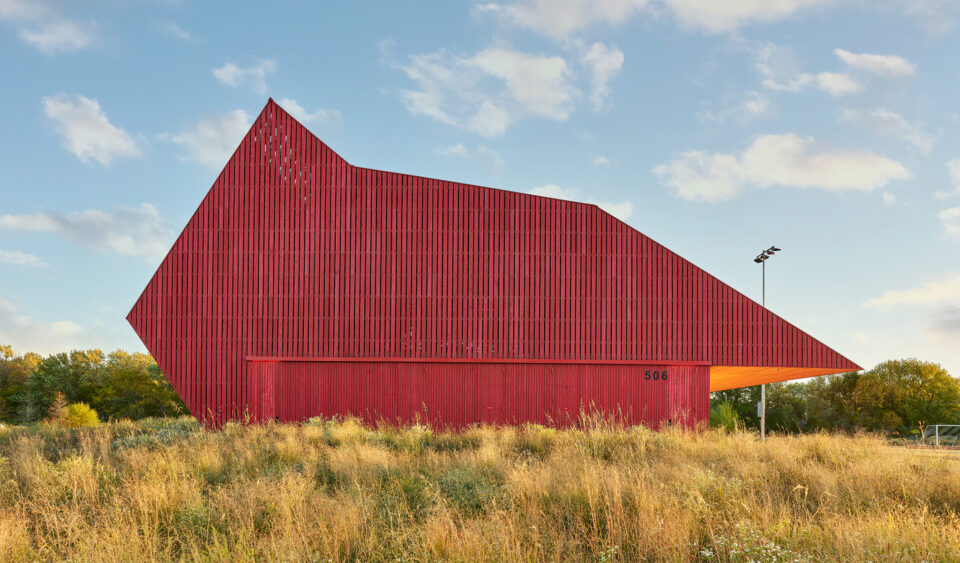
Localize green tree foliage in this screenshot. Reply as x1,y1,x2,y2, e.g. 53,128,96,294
25,350,107,418
0,345,41,421
709,401,740,431
711,359,960,436
0,345,186,424
765,382,809,432
809,359,960,434
710,386,761,429
95,351,186,419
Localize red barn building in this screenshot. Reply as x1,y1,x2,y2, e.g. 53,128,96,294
127,99,860,427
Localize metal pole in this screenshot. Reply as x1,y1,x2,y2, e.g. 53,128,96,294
936,425,940,448
761,258,766,444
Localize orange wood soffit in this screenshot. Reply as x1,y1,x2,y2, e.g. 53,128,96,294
709,366,854,392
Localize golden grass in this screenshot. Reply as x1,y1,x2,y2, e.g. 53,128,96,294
0,417,958,562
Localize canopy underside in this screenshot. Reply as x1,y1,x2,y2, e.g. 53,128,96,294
709,365,854,392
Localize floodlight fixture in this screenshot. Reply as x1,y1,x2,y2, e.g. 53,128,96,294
752,244,781,445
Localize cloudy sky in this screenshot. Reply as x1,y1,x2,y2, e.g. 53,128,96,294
1,0,958,376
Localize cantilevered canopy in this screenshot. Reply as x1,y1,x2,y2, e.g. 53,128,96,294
710,366,857,392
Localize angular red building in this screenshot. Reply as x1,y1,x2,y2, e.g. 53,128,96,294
128,99,860,427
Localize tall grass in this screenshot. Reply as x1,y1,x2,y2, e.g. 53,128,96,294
0,416,958,561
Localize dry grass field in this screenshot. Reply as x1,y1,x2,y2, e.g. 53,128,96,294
1,416,958,562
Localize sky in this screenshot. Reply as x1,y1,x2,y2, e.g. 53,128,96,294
0,0,958,377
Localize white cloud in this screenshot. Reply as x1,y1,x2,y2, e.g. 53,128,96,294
163,109,251,168
434,143,505,168
753,43,861,97
581,42,624,110
752,43,806,91
0,204,171,262
160,20,195,42
591,155,613,166
276,98,341,125
840,108,933,153
0,0,44,19
742,91,770,117
699,91,771,123
941,207,960,238
739,135,906,192
0,0,94,54
653,133,909,202
18,21,93,55
661,0,833,33
934,158,960,199
213,59,276,94
905,0,956,36
19,20,92,53
0,297,93,356
399,50,491,131
466,101,512,137
865,273,960,309
0,250,46,267
43,94,141,166
528,184,634,221
436,143,469,157
469,48,576,119
865,273,960,341
882,192,897,206
397,46,578,137
834,48,915,78
476,0,648,38
654,151,743,202
932,306,960,336
814,72,862,96
478,0,942,36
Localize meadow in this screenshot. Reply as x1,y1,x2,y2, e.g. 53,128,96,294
1,417,958,562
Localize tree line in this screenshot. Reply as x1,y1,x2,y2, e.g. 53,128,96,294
1,345,957,435
0,345,185,424
711,359,960,437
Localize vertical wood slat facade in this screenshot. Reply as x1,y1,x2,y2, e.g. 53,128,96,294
127,99,860,426
246,359,708,429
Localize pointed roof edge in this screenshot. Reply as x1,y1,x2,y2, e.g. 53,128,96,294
127,99,299,324
128,98,863,379
340,121,862,375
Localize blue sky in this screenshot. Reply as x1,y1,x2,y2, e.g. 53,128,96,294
1,0,958,377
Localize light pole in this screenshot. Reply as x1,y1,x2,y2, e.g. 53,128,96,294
753,245,781,443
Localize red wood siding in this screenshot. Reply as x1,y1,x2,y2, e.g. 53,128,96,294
127,99,859,425
247,358,708,428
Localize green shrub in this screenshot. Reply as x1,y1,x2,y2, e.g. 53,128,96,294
710,401,740,432
63,402,100,428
